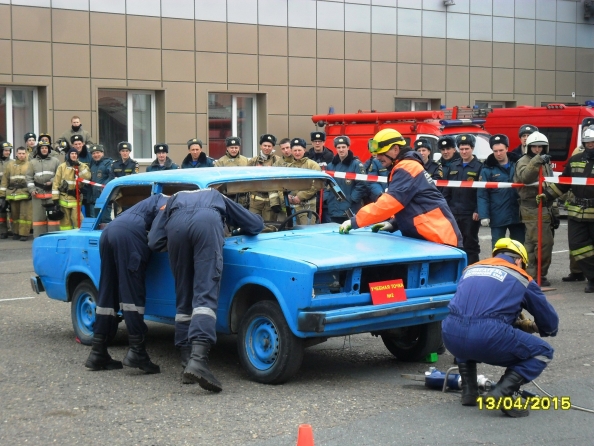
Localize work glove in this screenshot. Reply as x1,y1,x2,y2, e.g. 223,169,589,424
371,222,394,233
514,313,538,334
536,193,547,205
53,199,60,207
480,218,490,227
271,205,282,214
540,154,551,164
339,219,352,234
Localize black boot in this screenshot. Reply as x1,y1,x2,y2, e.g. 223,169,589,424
585,279,594,293
0,233,7,239
562,272,585,282
12,234,19,240
458,362,479,406
123,334,160,374
183,341,222,392
485,369,529,417
85,334,123,371
180,345,191,368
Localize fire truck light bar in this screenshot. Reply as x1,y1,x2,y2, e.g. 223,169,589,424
439,118,486,126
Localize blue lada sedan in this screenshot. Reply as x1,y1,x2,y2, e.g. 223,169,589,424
31,167,466,384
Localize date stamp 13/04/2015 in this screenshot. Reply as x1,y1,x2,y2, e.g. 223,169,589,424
478,396,571,411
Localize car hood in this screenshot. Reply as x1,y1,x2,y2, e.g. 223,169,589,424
227,225,465,270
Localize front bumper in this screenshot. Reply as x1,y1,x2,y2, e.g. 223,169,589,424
30,276,45,294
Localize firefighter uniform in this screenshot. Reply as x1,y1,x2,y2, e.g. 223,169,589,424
247,150,285,221
0,143,14,238
363,156,388,203
26,143,61,237
0,154,32,239
288,138,322,225
111,157,139,177
215,152,248,167
52,150,91,231
86,145,114,219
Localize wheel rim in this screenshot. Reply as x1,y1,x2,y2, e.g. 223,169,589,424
76,292,96,337
388,326,420,351
245,316,280,371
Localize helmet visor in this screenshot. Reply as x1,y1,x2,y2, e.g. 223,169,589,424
368,136,406,154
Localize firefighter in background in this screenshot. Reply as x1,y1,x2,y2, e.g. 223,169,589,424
0,142,13,239
52,147,91,231
324,136,367,224
278,138,294,163
538,126,594,293
24,132,37,160
362,154,388,203
437,135,460,178
214,136,248,167
0,146,32,240
287,138,322,225
182,139,215,169
511,124,538,157
478,134,524,248
148,189,264,392
339,128,462,249
70,134,92,164
111,141,139,177
514,131,554,286
86,144,114,220
85,194,169,374
414,138,442,181
442,238,558,417
26,141,60,237
146,143,180,172
442,134,483,264
306,131,334,166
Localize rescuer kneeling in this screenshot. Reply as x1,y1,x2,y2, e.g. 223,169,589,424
442,238,559,417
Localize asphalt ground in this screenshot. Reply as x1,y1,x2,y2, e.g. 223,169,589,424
1,224,593,445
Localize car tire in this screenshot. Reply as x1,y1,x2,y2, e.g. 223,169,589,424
70,279,118,346
238,301,304,384
380,321,442,362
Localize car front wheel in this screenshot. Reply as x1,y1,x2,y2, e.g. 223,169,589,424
70,279,118,345
238,301,304,384
380,321,442,362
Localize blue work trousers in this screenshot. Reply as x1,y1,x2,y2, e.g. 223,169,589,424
490,223,526,249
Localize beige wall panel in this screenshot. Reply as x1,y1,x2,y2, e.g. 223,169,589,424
445,92,470,107
555,71,575,96
345,32,370,61
576,72,593,97
317,30,344,60
289,57,316,87
91,46,126,79
90,78,126,109
53,43,90,78
492,68,514,94
372,62,396,90
423,38,446,65
91,13,126,47
259,55,288,86
398,36,422,64
397,63,421,90
289,28,316,58
555,47,576,72
469,41,492,67
535,70,555,95
227,84,260,92
492,43,514,68
127,80,163,88
52,9,89,45
514,69,535,95
446,66,469,92
317,87,344,114
13,41,51,76
555,95,574,103
228,54,258,84
262,85,288,115
196,21,227,53
12,6,50,42
535,95,555,105
469,67,491,92
446,39,469,66
0,40,11,74
422,65,446,92
513,94,535,106
0,74,12,82
196,114,207,148
514,44,535,70
53,77,91,110
162,18,194,51
345,60,371,89
196,52,227,84
289,115,316,144
228,23,258,54
576,48,594,72
0,5,11,40
163,51,195,82
128,48,161,81
289,86,316,116
54,110,92,138
127,16,161,49
169,144,187,163
345,88,371,112
535,46,556,70
397,89,422,97
372,34,397,62
167,113,196,144
267,114,289,141
469,92,492,106
259,26,288,56
317,59,345,88
163,82,196,114
372,89,396,112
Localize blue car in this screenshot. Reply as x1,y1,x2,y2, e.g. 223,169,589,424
31,167,466,384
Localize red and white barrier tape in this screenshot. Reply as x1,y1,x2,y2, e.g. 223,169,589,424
76,178,106,188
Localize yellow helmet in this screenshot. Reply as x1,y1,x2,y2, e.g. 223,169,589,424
368,128,406,155
493,238,528,267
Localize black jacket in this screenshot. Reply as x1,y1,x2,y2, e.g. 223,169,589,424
443,156,483,215
181,152,215,169
306,147,334,167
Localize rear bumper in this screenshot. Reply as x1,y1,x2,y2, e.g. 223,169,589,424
30,276,45,294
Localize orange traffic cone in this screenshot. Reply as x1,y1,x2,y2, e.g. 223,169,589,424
296,424,315,446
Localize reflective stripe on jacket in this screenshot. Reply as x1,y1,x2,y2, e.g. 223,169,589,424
0,158,30,201
52,162,91,208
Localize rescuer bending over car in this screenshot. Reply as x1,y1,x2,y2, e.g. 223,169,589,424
148,188,264,392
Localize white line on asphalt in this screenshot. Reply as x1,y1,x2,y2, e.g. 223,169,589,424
553,250,569,254
0,296,36,302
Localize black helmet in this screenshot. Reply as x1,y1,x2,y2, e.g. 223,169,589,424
46,206,64,221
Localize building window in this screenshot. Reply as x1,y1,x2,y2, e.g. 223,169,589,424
395,99,431,112
475,101,506,109
98,89,156,161
208,93,257,159
0,86,38,147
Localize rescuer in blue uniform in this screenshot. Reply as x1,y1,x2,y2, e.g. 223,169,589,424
362,155,388,203
148,188,264,392
442,238,559,417
85,193,169,374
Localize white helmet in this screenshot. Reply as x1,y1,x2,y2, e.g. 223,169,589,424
526,131,548,147
582,127,594,143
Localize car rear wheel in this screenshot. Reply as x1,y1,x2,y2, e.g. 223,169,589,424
70,279,118,346
380,321,442,362
238,301,304,384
